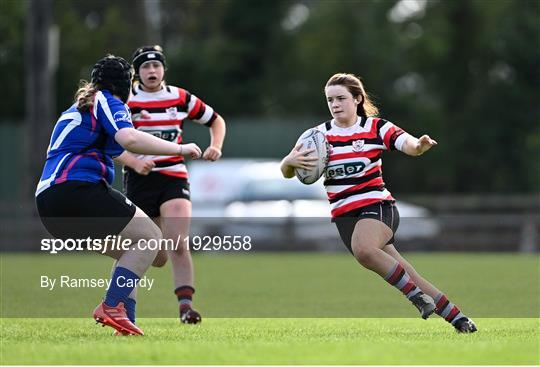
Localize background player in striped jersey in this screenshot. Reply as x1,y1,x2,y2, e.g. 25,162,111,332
115,45,226,324
35,55,202,336
280,73,477,333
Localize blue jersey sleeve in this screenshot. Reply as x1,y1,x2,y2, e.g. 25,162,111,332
94,90,133,136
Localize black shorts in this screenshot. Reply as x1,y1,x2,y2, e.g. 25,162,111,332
36,180,136,239
333,201,400,254
123,169,191,218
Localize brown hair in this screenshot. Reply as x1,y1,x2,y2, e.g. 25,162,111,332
74,80,98,112
325,73,379,117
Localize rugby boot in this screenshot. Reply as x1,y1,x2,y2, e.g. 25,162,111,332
180,307,202,324
93,301,144,336
409,292,436,319
453,317,478,333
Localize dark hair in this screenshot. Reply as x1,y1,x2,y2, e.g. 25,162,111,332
325,73,379,117
74,55,132,111
132,45,167,78
90,55,133,103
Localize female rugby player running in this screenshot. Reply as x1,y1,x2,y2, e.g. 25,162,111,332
35,55,201,336
280,73,476,333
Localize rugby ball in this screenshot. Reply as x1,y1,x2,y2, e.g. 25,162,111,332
294,128,329,185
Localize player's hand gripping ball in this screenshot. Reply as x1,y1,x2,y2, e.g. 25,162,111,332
294,129,330,185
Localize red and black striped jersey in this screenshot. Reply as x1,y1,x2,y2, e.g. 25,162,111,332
316,116,409,217
127,84,218,178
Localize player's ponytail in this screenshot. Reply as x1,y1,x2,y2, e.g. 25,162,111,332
74,80,98,112
325,73,379,117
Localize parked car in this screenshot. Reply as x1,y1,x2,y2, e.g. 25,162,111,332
188,159,439,251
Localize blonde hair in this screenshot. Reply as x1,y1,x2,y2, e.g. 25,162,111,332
325,73,379,117
74,80,98,112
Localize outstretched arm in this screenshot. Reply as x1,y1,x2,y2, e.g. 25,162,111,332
400,134,437,156
114,128,202,159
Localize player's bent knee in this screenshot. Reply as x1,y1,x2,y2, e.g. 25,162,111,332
152,250,168,267
121,210,164,243
353,245,377,266
147,224,163,241
136,218,163,242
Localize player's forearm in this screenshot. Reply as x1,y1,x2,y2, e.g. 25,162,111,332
115,128,181,156
401,135,422,156
209,116,226,150
113,151,140,169
280,158,295,178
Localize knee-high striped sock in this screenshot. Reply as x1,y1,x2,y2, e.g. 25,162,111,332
175,286,195,312
434,293,466,325
384,263,422,299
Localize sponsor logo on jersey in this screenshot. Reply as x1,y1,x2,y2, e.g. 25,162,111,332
326,162,367,179
114,110,130,123
166,107,178,119
352,140,364,152
144,128,178,142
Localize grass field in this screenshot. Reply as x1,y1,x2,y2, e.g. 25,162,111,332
1,318,538,365
1,252,539,364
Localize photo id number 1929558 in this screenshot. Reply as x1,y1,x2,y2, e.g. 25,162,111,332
184,235,252,251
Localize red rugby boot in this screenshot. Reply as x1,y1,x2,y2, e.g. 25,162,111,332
93,301,144,336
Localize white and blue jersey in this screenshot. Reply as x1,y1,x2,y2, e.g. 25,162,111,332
36,90,133,196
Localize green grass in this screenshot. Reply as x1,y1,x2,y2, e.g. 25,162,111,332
1,318,538,365
2,252,538,318
1,252,539,364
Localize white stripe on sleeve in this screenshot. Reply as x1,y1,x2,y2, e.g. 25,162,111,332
378,121,394,140
395,133,411,152
187,94,198,113
198,105,214,124
96,91,119,131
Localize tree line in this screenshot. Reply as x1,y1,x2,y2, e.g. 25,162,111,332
1,0,538,193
